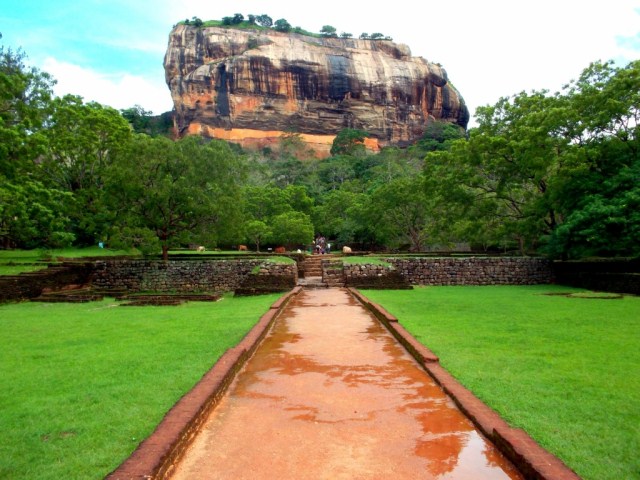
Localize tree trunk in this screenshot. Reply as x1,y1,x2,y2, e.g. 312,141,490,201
162,244,169,261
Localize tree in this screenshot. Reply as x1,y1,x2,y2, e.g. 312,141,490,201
270,211,314,248
423,59,640,257
247,14,256,24
370,33,385,40
320,25,337,38
369,176,434,251
232,13,244,25
106,136,245,260
273,19,292,33
38,95,132,244
41,95,132,192
330,128,369,156
415,120,466,153
191,16,203,27
256,14,273,28
312,189,366,244
359,33,370,40
0,41,55,178
0,178,74,249
340,32,353,39
120,104,152,132
316,155,356,191
121,106,173,137
244,219,272,252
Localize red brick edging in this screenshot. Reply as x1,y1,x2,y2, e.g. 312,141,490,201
348,288,581,480
106,287,303,480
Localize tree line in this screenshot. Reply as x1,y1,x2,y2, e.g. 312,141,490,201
1,33,638,259
183,14,392,40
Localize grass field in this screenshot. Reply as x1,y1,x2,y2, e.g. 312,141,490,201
361,285,640,480
0,293,281,479
341,256,391,266
0,247,138,276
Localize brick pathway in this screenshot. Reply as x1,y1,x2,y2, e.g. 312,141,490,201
170,288,522,479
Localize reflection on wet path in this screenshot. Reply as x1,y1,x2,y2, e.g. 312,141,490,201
171,289,522,479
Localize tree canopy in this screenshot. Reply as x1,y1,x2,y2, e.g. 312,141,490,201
1,31,638,259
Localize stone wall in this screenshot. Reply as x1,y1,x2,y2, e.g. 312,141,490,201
92,259,292,293
0,262,94,303
343,264,411,289
235,263,298,295
345,257,553,286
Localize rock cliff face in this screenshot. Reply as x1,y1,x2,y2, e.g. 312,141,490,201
164,25,469,157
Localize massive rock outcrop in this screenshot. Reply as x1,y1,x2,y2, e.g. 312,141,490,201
164,24,469,157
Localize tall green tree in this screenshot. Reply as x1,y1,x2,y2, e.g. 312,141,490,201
37,95,132,244
270,211,314,248
244,219,272,252
368,176,434,251
107,136,245,259
0,40,55,178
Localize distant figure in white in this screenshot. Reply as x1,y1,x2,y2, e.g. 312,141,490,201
342,246,352,254
196,246,205,252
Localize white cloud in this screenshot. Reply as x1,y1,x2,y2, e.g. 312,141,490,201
42,57,174,115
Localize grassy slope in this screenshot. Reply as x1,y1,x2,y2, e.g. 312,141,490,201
361,285,640,480
0,294,281,479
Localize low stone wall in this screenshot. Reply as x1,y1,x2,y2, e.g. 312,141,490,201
346,257,553,286
344,264,411,289
234,263,298,295
92,259,289,293
0,262,95,303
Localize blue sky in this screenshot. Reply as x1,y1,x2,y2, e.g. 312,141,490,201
2,0,639,122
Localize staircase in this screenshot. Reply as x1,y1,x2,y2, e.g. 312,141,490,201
298,255,327,288
297,255,345,288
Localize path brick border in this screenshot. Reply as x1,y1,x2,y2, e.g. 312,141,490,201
349,287,581,480
106,287,303,480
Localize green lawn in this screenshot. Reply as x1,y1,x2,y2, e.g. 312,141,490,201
362,285,640,480
0,247,139,276
341,256,391,266
0,294,281,479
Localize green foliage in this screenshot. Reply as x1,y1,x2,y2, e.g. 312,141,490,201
0,43,55,178
244,219,272,252
424,59,640,257
106,136,245,259
363,286,640,480
0,178,74,249
273,18,292,33
41,95,132,192
416,120,466,153
38,95,132,245
120,105,173,136
270,211,314,247
330,128,369,156
368,176,434,251
255,14,273,28
320,25,337,38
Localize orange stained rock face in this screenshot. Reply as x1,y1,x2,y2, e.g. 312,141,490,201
170,289,522,480
185,124,380,159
